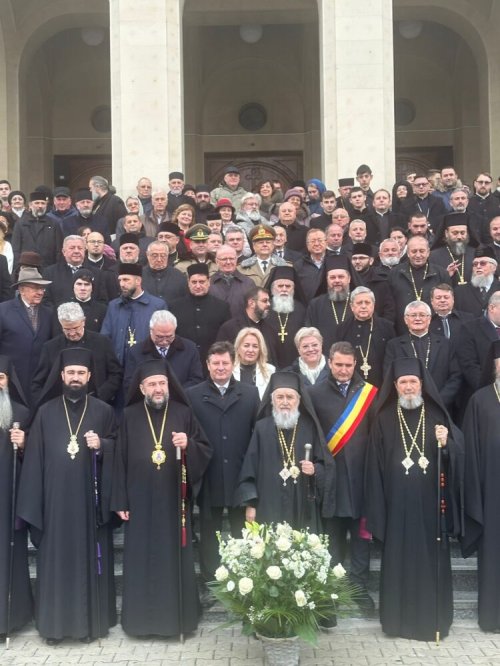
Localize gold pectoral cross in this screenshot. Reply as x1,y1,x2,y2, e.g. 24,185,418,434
127,327,136,348
278,328,288,343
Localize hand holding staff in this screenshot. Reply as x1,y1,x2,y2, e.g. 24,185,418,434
6,422,21,648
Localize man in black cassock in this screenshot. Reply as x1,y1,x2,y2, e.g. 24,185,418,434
111,359,211,638
0,357,32,638
365,358,464,642
234,372,334,533
462,340,500,632
17,348,117,645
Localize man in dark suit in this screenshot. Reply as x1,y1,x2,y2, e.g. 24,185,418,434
454,245,500,317
0,267,53,407
457,290,500,395
429,282,474,345
384,300,462,410
187,341,259,585
123,309,203,393
407,173,447,233
32,301,123,407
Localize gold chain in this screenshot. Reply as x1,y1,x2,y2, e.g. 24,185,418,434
410,336,431,368
446,247,466,284
144,401,169,469
397,403,428,474
62,395,89,460
331,298,349,325
277,313,289,344
277,424,300,485
357,318,373,378
409,263,428,301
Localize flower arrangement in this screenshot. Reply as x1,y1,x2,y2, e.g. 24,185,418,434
209,521,359,644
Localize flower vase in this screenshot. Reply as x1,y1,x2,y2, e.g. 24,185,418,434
257,633,300,666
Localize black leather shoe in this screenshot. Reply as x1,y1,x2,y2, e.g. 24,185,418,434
46,638,63,646
79,636,96,644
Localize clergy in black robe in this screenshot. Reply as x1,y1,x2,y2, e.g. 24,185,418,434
111,359,211,638
336,286,395,388
234,372,334,533
264,266,306,369
462,341,500,632
365,358,464,642
453,245,500,317
429,212,477,287
305,254,354,352
17,348,117,643
0,357,32,636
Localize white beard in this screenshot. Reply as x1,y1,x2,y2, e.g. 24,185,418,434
272,407,300,430
0,388,13,430
448,240,467,256
398,394,424,410
272,294,295,314
380,256,399,268
471,274,494,289
248,210,261,222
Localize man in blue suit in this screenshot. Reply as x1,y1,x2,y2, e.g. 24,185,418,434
0,267,53,408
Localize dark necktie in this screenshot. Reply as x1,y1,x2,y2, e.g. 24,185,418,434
27,305,38,331
441,316,450,339
261,260,268,272
338,382,349,397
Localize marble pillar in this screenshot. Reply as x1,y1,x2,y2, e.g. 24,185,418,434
318,0,395,189
109,0,184,195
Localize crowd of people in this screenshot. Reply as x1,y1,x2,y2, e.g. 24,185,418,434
0,163,498,645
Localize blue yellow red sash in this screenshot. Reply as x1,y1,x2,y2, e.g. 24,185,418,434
326,383,377,456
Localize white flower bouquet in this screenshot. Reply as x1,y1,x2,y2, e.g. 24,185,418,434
209,521,359,644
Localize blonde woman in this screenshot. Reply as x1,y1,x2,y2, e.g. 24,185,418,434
233,327,275,398
285,326,328,387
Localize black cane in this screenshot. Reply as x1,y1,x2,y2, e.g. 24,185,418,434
435,435,443,646
91,443,102,647
176,445,184,644
6,422,20,649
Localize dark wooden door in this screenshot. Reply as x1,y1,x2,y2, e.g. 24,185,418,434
204,152,303,192
53,155,112,192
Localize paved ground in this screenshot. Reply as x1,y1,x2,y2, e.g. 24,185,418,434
2,618,500,666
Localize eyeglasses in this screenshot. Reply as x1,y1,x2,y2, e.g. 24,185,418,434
476,180,492,185
406,313,431,318
414,182,428,188
472,259,494,267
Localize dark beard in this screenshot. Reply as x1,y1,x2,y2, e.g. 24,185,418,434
145,395,169,410
328,287,349,302
63,384,87,401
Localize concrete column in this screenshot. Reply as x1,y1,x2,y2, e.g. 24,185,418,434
318,0,395,189
109,0,184,195
0,28,21,184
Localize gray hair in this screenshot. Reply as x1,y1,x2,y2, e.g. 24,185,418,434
58,302,85,322
89,175,108,191
240,192,262,207
379,238,399,252
152,189,168,200
150,310,177,329
350,286,375,304
404,300,431,316
63,234,85,247
488,290,500,307
224,225,245,238
294,326,323,350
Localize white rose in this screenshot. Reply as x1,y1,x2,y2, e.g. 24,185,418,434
266,566,282,580
239,577,254,595
227,580,235,592
250,542,265,559
331,593,339,600
295,590,307,607
307,533,321,548
276,536,291,552
333,563,346,579
215,566,229,582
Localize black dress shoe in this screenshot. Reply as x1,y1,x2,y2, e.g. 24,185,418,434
79,636,96,644
46,638,63,646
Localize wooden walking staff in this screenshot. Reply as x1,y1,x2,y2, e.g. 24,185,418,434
435,424,448,646
6,422,20,649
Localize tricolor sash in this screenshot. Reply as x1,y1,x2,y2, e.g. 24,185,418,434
327,383,377,456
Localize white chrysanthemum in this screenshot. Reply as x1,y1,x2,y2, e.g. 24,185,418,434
276,536,291,552
331,593,339,600
227,580,235,592
215,566,229,581
295,590,307,607
250,542,265,559
333,563,346,579
266,566,282,580
238,577,254,595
